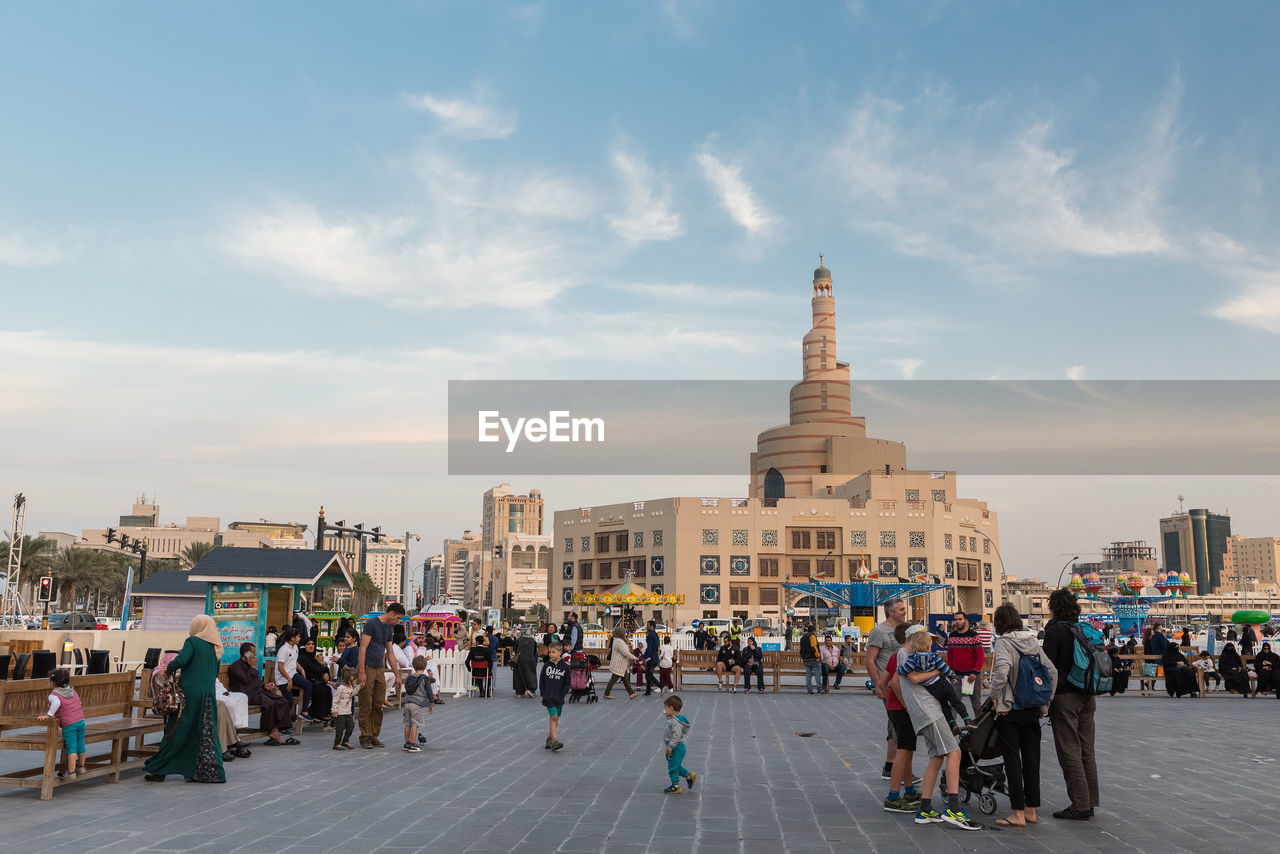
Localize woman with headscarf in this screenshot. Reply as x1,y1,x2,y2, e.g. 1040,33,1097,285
512,627,539,698
336,616,355,645
1252,641,1280,698
297,638,333,723
1107,639,1133,695
144,615,226,783
1218,643,1250,697
602,627,637,699
1161,639,1197,697
227,642,296,745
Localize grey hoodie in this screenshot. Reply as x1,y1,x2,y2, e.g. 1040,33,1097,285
663,713,691,749
987,630,1058,714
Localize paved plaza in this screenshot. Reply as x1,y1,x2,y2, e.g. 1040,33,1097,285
3,670,1279,854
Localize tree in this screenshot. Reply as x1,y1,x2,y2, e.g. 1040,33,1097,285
350,570,383,616
180,541,214,570
0,534,56,604
527,602,549,622
52,547,109,610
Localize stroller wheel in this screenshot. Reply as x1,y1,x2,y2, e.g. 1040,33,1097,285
962,789,972,804
978,793,997,815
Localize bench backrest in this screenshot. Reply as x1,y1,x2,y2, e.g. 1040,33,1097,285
0,672,136,726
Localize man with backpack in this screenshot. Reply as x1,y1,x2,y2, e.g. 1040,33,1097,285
1043,588,1100,821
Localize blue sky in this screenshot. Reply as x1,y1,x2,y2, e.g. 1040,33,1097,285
3,2,1278,582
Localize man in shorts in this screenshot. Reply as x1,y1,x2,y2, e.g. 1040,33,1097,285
867,597,909,778
894,625,980,830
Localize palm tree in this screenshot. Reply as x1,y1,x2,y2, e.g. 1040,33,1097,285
1,534,57,606
351,570,383,616
52,547,108,611
180,541,214,570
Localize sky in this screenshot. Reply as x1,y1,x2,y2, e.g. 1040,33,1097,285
2,2,1279,583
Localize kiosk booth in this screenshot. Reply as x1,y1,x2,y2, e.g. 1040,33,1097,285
411,605,464,650
189,547,353,667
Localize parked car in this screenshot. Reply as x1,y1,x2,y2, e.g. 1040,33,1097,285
45,611,99,630
127,619,142,631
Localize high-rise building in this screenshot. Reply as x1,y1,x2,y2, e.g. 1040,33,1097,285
423,555,444,604
322,532,408,601
495,533,551,613
475,485,544,609
1098,540,1159,588
1224,535,1280,592
551,262,1001,626
1160,509,1231,595
443,530,481,605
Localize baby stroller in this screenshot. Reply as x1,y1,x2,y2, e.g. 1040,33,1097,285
567,651,598,703
957,700,1008,815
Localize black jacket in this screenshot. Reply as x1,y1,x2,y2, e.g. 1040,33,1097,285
799,631,819,661
562,621,583,653
645,629,661,663
1043,619,1080,695
716,645,740,669
539,659,571,707
740,646,763,667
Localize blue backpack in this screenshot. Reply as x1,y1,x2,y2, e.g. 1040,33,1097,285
1063,622,1113,696
1011,646,1054,710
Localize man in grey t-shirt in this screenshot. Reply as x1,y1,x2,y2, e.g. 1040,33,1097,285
865,597,908,779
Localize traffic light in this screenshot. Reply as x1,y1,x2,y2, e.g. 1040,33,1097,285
104,527,116,543
38,576,53,602
502,592,514,609
495,545,504,559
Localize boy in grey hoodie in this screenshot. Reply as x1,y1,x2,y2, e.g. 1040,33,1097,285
661,695,697,793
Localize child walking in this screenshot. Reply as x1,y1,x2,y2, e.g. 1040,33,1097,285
402,655,435,753
332,666,357,750
539,641,570,751
37,669,85,778
898,629,972,731
662,695,696,793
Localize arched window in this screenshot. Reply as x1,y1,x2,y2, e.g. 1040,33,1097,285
764,467,785,500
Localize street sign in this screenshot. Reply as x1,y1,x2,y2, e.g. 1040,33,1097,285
487,608,500,626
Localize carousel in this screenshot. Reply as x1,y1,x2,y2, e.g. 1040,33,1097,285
573,582,685,645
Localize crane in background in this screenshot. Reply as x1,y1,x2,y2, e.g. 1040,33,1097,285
2,493,29,624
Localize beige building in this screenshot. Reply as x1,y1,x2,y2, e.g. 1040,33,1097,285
472,484,544,609
323,532,408,600
1004,577,1053,622
1224,535,1280,593
221,520,308,549
82,497,220,559
496,533,552,613
1098,540,1159,588
443,531,481,605
551,262,1000,627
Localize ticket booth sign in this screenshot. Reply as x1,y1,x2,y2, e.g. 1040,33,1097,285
210,582,265,664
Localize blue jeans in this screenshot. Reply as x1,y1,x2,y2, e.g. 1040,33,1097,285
290,672,313,714
803,660,821,692
667,742,690,784
822,662,846,689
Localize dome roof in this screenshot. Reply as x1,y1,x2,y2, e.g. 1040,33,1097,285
813,264,831,280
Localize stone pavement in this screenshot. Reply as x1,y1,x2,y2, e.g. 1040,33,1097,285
3,669,1279,853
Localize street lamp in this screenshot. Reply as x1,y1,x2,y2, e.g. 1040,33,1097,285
1055,556,1081,588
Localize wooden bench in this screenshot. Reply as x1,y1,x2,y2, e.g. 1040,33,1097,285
0,671,164,800
137,663,301,738
672,650,718,691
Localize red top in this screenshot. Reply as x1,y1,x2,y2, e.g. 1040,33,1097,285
884,651,905,711
52,690,84,727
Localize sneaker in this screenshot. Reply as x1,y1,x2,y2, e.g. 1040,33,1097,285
914,808,943,824
370,738,386,748
940,808,980,830
550,739,564,751
663,784,682,794
544,737,553,750
903,792,922,807
403,743,422,753
833,684,841,690
883,797,915,813
758,688,764,694
716,683,724,692
360,738,374,750
880,767,893,780
685,771,697,789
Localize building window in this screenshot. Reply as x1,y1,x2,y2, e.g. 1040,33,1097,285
880,531,896,548
959,536,967,552
905,489,920,502
759,558,779,577
762,529,778,547
651,584,664,595
760,586,779,606
816,530,836,550
731,529,748,547
599,561,612,580
633,558,646,578
730,586,750,606
851,530,867,547
984,589,994,608
907,557,927,579
616,532,628,552
650,556,664,576
700,584,721,605
816,559,835,577
597,534,610,554
562,588,574,605
983,539,991,554
945,559,955,579
618,559,631,578
791,530,811,549
581,536,590,553
730,556,750,576
909,531,925,549
791,558,810,576
702,529,719,547
634,531,644,549
983,562,992,582
932,489,946,503
878,557,898,577
562,562,574,580
651,530,663,549
944,533,953,550
580,561,592,580
564,537,573,553
969,536,977,552
700,555,721,575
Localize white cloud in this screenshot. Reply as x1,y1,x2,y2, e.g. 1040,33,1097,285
695,149,779,236
0,231,65,267
824,76,1184,283
411,86,517,139
607,144,683,242
884,358,924,378
1211,273,1280,334
608,281,774,305
1066,365,1085,381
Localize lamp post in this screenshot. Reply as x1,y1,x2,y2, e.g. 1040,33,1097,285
1054,555,1081,589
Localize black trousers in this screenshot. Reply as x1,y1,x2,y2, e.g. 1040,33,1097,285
643,660,662,692
996,707,1042,811
743,662,765,691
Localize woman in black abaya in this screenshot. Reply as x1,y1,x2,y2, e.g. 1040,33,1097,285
1218,643,1249,697
512,628,539,698
1252,642,1280,698
1162,641,1197,697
